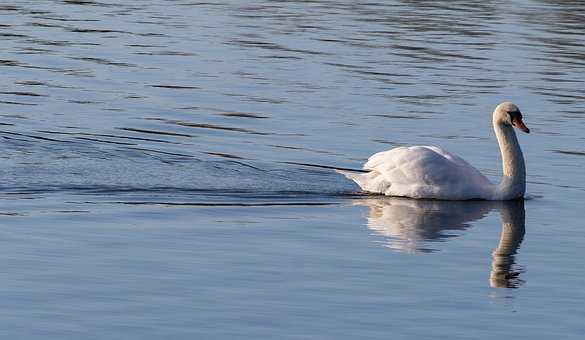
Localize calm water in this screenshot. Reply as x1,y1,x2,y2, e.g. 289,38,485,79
1,0,584,338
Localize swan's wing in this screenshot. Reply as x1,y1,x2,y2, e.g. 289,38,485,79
353,146,493,199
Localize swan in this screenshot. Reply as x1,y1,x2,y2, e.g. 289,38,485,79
339,102,530,200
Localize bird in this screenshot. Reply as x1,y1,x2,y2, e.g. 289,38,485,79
338,102,530,200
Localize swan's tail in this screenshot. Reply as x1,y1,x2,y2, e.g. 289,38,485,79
336,168,389,194
336,169,373,190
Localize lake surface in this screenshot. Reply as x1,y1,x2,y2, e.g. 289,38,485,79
1,0,584,338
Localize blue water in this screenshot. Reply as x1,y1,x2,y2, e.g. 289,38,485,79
0,1,584,338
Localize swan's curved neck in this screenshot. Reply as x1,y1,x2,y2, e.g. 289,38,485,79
493,122,526,199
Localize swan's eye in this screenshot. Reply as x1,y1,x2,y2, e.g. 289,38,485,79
507,110,522,122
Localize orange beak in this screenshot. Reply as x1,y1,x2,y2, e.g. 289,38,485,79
512,118,530,133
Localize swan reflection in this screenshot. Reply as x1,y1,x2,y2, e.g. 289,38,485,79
356,197,526,288
490,200,525,288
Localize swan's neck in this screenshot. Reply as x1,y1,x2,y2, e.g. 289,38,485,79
493,122,526,199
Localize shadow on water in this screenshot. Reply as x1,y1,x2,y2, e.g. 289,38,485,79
355,197,526,288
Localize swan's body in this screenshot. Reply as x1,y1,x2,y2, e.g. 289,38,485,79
348,145,494,200
340,102,530,200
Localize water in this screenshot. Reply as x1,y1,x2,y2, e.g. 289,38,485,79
1,0,584,338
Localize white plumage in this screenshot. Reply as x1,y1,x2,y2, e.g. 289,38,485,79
341,146,493,200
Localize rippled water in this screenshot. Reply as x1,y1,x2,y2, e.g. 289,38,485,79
1,1,584,338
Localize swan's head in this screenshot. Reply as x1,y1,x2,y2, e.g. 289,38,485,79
493,102,530,133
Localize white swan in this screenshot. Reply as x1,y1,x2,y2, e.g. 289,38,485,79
340,102,530,200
